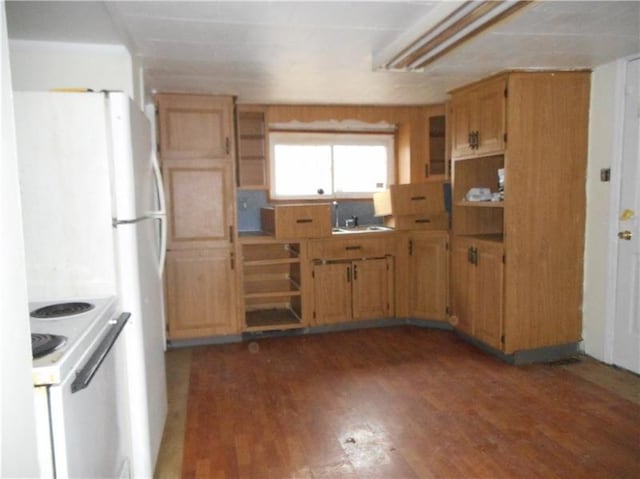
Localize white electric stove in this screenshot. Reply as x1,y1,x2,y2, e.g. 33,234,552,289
30,296,132,478
30,296,118,385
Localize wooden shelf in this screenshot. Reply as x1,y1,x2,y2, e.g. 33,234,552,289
459,233,504,244
245,308,302,330
241,239,305,331
244,257,300,267
244,279,301,298
456,200,504,208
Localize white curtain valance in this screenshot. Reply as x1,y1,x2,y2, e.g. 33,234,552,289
269,119,397,133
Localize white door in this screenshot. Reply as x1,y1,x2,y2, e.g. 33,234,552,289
612,57,640,374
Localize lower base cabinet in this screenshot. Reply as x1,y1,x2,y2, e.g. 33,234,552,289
451,236,504,350
312,257,393,325
407,231,449,321
165,249,238,339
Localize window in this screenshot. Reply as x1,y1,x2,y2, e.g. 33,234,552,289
269,132,394,200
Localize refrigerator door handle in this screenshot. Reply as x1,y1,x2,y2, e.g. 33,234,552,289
150,151,167,277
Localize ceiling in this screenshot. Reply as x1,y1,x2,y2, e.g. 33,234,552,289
5,1,640,105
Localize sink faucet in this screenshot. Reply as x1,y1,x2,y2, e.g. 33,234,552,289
333,201,339,228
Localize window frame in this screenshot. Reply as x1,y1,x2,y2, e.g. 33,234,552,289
268,131,395,201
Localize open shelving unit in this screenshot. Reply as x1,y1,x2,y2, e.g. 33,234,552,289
451,154,504,241
236,107,268,189
241,240,304,331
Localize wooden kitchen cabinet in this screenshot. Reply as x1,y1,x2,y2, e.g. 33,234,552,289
352,257,393,321
450,237,503,349
236,106,268,189
163,159,235,250
312,257,393,325
239,238,306,331
165,249,238,339
261,204,332,239
450,76,506,159
450,71,590,355
309,235,395,325
157,92,239,341
156,94,234,161
312,261,352,325
407,231,449,321
397,104,449,183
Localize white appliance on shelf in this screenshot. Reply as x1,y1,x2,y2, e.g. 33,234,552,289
14,91,168,478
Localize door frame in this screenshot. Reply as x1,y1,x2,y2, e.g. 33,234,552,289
603,53,640,365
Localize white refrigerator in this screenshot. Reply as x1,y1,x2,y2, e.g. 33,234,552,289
14,91,168,478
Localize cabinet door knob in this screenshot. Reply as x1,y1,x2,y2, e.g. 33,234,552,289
618,230,633,240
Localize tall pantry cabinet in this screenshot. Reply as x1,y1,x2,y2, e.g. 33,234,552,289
449,72,590,356
156,94,239,339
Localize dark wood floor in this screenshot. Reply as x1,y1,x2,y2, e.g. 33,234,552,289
179,327,640,479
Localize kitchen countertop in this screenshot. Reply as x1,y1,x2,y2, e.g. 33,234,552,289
239,225,396,243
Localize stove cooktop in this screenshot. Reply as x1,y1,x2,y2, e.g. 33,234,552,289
30,296,118,386
30,302,94,319
31,333,67,359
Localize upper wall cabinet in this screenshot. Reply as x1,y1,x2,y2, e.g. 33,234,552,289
236,106,268,189
450,76,506,159
397,104,449,183
156,94,234,161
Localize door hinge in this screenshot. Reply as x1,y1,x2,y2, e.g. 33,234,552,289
313,311,316,319
501,334,505,344
312,270,315,279
445,241,449,251
504,88,508,98
502,254,506,264
408,239,413,256
503,133,507,143
225,137,231,155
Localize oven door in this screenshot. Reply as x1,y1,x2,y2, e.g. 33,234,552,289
47,313,131,478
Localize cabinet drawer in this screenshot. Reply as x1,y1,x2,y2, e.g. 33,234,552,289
384,212,449,231
261,204,331,239
308,236,392,260
373,182,446,216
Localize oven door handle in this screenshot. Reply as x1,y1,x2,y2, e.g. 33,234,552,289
71,313,130,394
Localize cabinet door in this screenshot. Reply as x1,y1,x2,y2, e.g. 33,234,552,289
165,249,237,339
450,91,476,159
475,78,506,156
408,233,448,321
474,243,504,350
164,159,234,250
312,262,351,325
450,238,474,335
156,94,234,161
352,258,392,320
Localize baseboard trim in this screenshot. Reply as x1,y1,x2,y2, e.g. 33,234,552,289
454,330,582,365
167,319,579,365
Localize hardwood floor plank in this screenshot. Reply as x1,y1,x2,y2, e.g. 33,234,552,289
171,327,640,478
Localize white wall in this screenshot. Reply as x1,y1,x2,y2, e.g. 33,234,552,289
0,2,40,476
9,39,134,99
582,61,620,361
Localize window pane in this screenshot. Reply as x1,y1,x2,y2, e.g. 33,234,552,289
273,145,332,197
333,145,388,193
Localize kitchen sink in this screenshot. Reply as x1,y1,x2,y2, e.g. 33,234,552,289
332,225,394,235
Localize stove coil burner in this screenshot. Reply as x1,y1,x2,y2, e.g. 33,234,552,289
30,302,94,319
31,333,67,359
